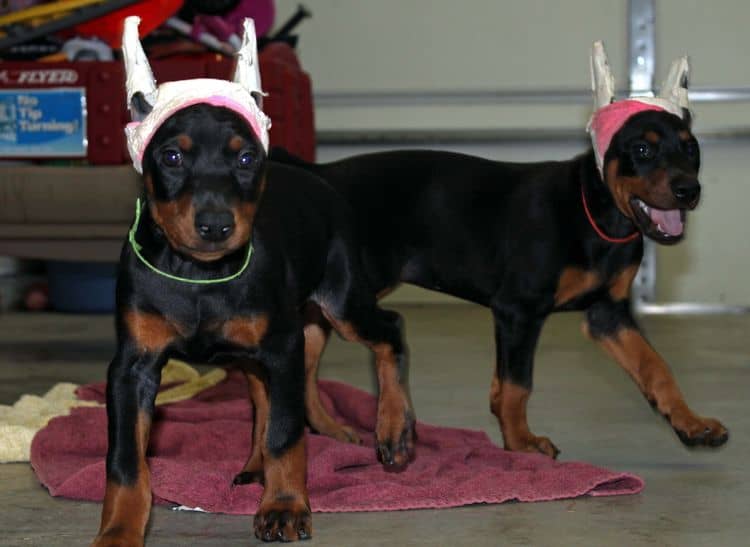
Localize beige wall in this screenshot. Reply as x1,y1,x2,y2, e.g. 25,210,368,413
275,0,750,305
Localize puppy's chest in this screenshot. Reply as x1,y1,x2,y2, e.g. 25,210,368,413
139,300,271,359
176,311,270,349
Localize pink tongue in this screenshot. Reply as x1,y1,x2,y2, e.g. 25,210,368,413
649,208,683,236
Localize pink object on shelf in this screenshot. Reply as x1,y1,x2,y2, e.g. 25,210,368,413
31,370,643,514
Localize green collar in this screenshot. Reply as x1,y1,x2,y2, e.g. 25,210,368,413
128,198,253,284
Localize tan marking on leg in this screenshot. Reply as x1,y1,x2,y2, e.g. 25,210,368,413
303,320,359,443
254,429,311,541
93,412,152,547
597,328,687,415
235,364,268,485
489,374,503,418
319,309,413,465
554,267,600,306
223,314,269,347
123,311,179,353
494,381,559,458
608,264,639,301
373,342,414,466
595,327,727,444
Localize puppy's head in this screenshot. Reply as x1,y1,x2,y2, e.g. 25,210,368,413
142,104,266,262
602,109,700,244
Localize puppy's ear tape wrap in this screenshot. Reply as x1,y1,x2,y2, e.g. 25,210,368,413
232,18,267,109
590,40,616,110
586,40,692,177
121,15,271,174
122,16,156,122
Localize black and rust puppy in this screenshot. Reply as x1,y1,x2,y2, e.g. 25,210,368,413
92,104,413,545
272,103,728,459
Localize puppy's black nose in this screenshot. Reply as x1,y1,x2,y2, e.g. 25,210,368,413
670,178,701,207
195,210,235,242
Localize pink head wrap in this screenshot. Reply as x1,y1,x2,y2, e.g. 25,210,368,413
588,100,675,175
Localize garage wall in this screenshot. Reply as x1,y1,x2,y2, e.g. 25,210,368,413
274,0,750,305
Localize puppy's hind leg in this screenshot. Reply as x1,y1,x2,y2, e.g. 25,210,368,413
315,228,414,468
302,302,361,444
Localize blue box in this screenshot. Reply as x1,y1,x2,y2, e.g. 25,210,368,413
0,87,87,157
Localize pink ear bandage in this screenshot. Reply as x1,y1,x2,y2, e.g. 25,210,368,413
588,99,680,175
124,81,271,173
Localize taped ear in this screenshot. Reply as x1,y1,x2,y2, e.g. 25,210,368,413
590,41,615,110
659,56,690,111
232,18,266,108
122,16,157,121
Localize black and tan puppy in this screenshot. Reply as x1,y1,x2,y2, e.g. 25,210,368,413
271,51,728,460
92,102,414,545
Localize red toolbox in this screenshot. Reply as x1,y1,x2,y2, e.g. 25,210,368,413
0,43,315,163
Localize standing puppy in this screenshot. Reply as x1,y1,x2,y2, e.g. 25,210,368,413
274,42,728,458
92,17,412,546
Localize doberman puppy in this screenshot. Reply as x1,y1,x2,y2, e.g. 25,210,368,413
271,106,729,459
91,104,413,545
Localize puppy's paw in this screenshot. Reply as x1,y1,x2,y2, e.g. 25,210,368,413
671,412,729,447
254,495,312,542
375,407,416,469
311,421,361,445
505,433,560,459
335,424,361,445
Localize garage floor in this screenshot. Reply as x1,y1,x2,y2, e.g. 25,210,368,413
1,305,747,546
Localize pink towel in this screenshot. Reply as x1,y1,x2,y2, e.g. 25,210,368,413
30,370,642,513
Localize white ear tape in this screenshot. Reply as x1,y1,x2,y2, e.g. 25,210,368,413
232,18,266,108
122,16,157,119
590,41,616,110
659,56,690,111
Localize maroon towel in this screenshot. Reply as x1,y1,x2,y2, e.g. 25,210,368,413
30,370,643,513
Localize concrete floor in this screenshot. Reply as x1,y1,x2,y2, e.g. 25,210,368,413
0,305,747,546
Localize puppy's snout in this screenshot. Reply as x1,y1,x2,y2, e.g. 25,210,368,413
670,177,701,208
195,209,235,242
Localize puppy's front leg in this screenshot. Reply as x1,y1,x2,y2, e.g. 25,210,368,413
490,304,559,458
253,328,311,542
585,296,728,447
92,343,169,547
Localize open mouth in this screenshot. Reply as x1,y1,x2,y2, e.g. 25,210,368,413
630,198,686,244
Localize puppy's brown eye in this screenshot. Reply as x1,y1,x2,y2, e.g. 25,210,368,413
632,141,656,161
238,151,253,168
162,148,182,167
